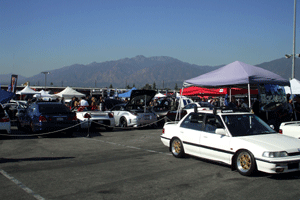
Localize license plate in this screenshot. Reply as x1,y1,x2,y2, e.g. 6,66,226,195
97,120,104,124
57,117,64,121
144,115,150,120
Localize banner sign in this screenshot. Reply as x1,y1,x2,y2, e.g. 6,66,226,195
258,84,286,110
8,74,18,94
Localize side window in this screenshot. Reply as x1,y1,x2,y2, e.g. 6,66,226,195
184,103,195,109
204,115,224,133
180,113,204,130
112,106,120,111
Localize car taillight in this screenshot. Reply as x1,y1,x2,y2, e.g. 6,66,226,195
68,116,77,121
162,128,165,134
279,129,282,134
108,112,114,118
0,116,10,122
84,113,91,118
39,115,47,122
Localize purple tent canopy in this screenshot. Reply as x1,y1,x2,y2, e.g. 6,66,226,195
184,61,290,88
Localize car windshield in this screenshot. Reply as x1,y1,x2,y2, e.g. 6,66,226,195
38,104,71,114
199,102,214,108
222,114,277,137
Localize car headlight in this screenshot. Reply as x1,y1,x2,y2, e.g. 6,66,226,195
262,151,288,158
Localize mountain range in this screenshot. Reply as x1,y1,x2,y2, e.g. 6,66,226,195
0,55,299,89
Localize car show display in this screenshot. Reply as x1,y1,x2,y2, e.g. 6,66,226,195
17,101,77,136
161,108,300,176
110,90,157,128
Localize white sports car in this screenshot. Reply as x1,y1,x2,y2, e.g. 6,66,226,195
161,109,300,176
111,90,157,128
74,107,115,131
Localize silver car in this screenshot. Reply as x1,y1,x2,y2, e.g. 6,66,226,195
111,90,157,128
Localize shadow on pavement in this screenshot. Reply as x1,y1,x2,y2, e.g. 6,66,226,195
0,156,75,164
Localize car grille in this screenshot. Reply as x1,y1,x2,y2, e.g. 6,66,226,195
288,152,300,156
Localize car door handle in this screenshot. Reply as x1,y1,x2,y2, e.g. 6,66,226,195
203,136,208,138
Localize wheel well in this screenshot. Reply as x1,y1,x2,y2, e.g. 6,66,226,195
120,116,127,122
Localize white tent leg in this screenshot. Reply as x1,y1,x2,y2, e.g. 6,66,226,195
175,87,184,121
248,84,251,109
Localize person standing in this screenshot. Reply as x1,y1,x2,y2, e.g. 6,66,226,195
80,96,89,107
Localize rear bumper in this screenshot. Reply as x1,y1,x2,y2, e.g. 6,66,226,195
36,121,78,132
80,119,115,129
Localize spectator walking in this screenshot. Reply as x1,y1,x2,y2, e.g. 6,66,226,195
80,96,89,107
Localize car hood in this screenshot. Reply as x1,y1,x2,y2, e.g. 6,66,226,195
237,134,300,152
127,90,156,107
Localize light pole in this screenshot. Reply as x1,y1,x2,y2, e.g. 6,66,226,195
286,0,298,79
41,72,50,89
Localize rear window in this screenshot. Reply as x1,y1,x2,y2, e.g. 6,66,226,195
38,104,70,114
0,106,5,118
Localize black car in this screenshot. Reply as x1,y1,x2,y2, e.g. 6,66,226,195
17,101,78,136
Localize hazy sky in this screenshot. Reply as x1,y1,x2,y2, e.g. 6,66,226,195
1,0,299,77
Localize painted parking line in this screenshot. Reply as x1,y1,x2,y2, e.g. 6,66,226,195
84,137,172,155
0,169,45,200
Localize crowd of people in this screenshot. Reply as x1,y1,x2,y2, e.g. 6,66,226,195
22,91,300,127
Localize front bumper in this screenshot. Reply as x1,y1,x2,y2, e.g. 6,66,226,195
256,157,300,174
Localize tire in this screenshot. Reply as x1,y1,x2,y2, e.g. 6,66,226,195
17,120,23,132
170,138,185,158
105,127,114,131
65,131,73,137
235,150,257,176
120,117,127,128
30,121,35,133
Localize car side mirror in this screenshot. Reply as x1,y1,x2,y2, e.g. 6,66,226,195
215,128,227,136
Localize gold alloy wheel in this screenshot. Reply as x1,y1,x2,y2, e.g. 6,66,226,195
237,151,252,173
239,154,251,170
171,138,185,158
173,140,181,154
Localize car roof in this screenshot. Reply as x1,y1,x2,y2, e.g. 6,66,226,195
191,109,252,116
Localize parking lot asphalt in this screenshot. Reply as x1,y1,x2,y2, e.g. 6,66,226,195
1,126,300,200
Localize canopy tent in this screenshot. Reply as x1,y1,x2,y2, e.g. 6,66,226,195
180,86,258,96
154,93,167,98
0,89,14,104
34,90,53,100
284,78,300,94
184,61,290,88
55,86,85,99
180,61,290,112
118,87,137,98
16,86,39,95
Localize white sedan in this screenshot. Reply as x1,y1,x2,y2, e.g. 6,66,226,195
161,109,300,176
182,102,214,114
279,121,300,139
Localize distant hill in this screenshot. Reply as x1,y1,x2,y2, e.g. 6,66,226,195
1,55,299,89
